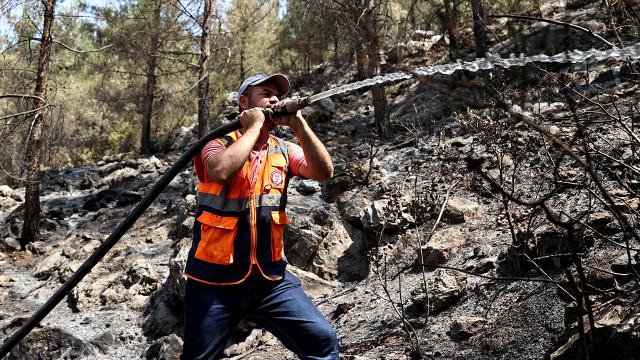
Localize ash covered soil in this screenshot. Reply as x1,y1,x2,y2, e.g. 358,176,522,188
2,2,640,359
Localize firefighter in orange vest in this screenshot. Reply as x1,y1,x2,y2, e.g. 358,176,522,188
182,74,339,360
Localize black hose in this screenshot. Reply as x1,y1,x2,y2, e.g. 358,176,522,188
0,119,241,358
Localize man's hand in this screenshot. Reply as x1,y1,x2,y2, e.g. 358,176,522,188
269,100,304,132
270,101,333,182
207,108,264,184
239,107,266,130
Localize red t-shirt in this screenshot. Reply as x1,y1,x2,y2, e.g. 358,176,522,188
201,136,305,187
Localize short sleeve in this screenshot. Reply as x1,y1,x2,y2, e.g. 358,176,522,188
287,141,305,177
200,139,226,182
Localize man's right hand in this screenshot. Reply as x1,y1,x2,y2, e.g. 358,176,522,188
239,107,266,130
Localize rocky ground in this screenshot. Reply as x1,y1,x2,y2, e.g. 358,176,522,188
1,1,640,359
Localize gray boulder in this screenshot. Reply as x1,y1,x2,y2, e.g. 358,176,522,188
1,237,21,252
587,211,620,235
168,238,191,304
144,299,181,340
34,249,65,279
361,198,408,231
309,218,368,281
125,259,159,296
223,329,263,358
145,223,173,244
418,227,469,266
98,167,139,187
295,179,321,195
551,306,640,360
337,190,372,224
442,197,481,224
287,264,339,299
143,239,190,339
91,331,117,353
6,327,93,360
411,269,467,315
0,185,23,201
449,316,486,341
0,196,17,211
145,333,183,360
285,226,323,269
139,155,163,173
301,98,335,123
174,195,197,239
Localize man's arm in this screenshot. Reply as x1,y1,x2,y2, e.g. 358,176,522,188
206,108,265,183
281,112,333,181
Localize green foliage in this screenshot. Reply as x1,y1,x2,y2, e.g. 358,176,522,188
226,0,281,79
277,0,336,75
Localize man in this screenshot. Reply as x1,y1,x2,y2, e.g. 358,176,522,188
182,73,338,360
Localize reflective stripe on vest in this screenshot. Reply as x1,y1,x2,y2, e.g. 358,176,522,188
197,193,285,212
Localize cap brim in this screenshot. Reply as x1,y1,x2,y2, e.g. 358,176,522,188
251,74,290,98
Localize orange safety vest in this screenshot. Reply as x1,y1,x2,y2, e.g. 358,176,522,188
185,130,291,285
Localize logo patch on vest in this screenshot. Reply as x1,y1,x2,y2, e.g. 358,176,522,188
270,169,284,187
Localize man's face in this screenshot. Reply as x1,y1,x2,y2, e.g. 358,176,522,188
239,83,280,110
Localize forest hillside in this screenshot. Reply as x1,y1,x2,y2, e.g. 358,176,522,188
1,0,640,359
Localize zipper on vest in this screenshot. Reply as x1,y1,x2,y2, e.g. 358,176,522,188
249,193,258,265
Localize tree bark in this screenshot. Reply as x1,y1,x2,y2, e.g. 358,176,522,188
197,0,213,138
361,7,391,139
470,0,487,57
371,84,390,138
141,1,161,155
407,0,418,31
21,0,56,249
333,35,339,68
239,36,246,83
354,44,366,80
443,0,460,57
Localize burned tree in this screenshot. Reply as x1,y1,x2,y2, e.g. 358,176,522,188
21,0,57,248
140,0,162,155
331,0,392,139
470,0,487,57
197,0,214,138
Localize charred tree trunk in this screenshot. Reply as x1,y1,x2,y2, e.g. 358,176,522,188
470,0,487,57
239,36,246,83
354,44,366,80
333,35,340,68
305,33,311,78
371,85,390,138
443,0,460,57
407,0,418,31
197,0,213,138
333,0,390,137
141,1,161,155
21,0,56,249
361,11,390,139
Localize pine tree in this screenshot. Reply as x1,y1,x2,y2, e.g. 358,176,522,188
227,0,281,81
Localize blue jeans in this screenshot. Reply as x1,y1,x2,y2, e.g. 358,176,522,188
181,270,339,360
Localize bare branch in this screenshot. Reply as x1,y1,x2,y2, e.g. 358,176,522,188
0,105,50,121
52,40,114,54
0,94,46,102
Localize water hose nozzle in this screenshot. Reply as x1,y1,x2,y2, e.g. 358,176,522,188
283,96,310,113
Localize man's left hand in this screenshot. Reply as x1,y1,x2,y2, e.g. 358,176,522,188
268,100,304,132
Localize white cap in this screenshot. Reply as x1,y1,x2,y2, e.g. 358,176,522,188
236,73,290,104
